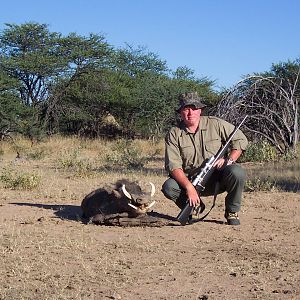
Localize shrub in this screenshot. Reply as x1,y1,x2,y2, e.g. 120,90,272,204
105,140,158,170
57,148,93,177
244,176,276,192
0,168,41,190
240,140,277,162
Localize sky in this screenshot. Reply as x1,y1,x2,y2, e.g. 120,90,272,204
0,0,299,90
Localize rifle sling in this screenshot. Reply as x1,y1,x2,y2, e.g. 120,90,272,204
197,181,220,221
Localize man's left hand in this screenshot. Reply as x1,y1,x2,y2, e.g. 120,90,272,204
213,158,226,169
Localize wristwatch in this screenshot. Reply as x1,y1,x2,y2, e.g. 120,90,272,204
227,158,235,165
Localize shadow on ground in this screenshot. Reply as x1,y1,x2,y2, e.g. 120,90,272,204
149,211,224,225
10,203,178,224
10,203,224,226
10,202,82,221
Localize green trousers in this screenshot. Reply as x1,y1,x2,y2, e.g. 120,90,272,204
161,164,246,213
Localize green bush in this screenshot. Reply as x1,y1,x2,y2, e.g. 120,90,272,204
0,168,41,190
240,140,277,162
245,176,276,192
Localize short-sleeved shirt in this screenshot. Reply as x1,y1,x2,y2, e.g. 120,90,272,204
165,116,248,176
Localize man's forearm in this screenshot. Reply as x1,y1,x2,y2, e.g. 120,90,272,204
170,168,194,191
229,149,243,162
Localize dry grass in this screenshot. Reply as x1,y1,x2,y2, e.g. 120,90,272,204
244,158,300,192
0,136,299,300
1,135,299,194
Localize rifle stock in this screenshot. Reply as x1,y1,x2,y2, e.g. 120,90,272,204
176,116,248,226
177,203,193,225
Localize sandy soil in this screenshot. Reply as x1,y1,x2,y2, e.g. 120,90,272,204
0,157,299,299
1,188,299,299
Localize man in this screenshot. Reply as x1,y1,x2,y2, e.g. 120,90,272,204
161,92,248,225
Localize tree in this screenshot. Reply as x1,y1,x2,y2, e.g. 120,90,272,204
0,22,219,139
51,68,113,136
0,22,67,106
43,32,113,133
0,68,24,138
113,44,168,77
173,66,197,80
216,59,299,155
0,22,114,134
0,67,42,143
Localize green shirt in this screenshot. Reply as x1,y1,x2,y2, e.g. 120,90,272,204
165,116,248,176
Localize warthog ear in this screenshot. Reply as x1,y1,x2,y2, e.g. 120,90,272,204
122,184,132,199
149,182,156,197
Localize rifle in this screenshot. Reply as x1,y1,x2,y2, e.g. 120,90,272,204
177,115,248,225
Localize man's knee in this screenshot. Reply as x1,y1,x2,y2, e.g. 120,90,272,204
162,178,186,209
161,178,177,200
226,165,246,182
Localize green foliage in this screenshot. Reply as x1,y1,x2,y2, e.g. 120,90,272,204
59,32,112,69
0,168,41,190
18,114,46,142
0,22,67,105
113,45,168,76
54,68,111,135
239,140,277,162
173,66,196,80
268,59,300,84
0,69,27,137
0,22,219,139
281,150,297,161
245,176,276,192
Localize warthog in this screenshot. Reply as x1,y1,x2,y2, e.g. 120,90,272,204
81,179,156,224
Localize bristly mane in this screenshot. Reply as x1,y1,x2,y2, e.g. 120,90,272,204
115,179,142,194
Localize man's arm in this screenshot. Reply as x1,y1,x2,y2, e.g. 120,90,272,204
170,168,201,206
229,149,243,161
214,149,243,168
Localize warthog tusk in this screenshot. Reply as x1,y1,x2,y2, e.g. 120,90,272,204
149,182,156,197
122,184,132,199
146,201,156,210
128,203,138,210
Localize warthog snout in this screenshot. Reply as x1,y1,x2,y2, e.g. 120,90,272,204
122,182,156,211
81,179,157,221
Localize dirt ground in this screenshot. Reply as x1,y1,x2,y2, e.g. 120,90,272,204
0,159,299,299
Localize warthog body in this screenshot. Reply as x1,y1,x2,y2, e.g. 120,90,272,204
81,179,156,224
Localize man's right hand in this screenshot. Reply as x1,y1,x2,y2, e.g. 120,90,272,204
170,168,201,207
186,185,201,206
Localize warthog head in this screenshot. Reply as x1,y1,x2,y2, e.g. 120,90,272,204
121,181,156,214
107,179,156,215
81,179,157,220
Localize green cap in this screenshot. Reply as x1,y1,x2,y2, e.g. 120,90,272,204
177,92,207,112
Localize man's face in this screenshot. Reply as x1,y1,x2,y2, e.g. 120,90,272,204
180,105,201,127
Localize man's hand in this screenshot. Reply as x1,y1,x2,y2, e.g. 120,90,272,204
186,185,200,206
213,158,226,169
170,168,201,206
